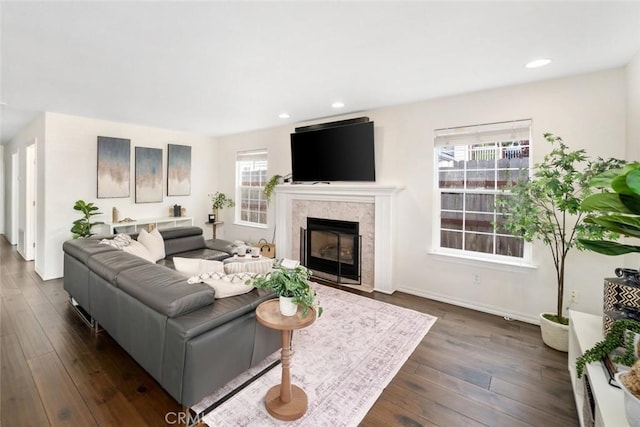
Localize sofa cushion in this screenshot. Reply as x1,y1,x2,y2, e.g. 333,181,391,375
63,238,118,263
87,250,151,283
159,226,203,240
166,288,276,341
138,228,166,262
164,235,206,257
116,264,215,317
168,248,230,262
206,239,237,254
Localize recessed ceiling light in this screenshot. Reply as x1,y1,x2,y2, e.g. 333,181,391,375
279,113,290,119
525,58,552,69
331,101,345,109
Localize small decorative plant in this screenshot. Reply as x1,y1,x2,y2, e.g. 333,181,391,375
576,319,640,377
497,133,625,326
264,174,282,204
71,199,103,238
209,192,235,211
249,263,322,317
264,173,291,204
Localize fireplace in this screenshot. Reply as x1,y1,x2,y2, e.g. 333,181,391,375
302,217,361,283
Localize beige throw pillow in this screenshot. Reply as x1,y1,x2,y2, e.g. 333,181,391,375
122,240,155,263
138,228,165,262
187,271,256,298
173,257,225,277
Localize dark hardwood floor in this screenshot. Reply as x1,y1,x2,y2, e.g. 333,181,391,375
0,235,578,426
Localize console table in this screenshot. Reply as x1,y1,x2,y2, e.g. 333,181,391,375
568,310,628,426
101,216,193,234
255,300,316,421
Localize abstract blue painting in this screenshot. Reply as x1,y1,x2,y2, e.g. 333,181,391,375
135,147,163,203
167,144,191,196
97,136,130,198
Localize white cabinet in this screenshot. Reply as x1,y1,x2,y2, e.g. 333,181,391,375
568,310,628,427
100,217,193,234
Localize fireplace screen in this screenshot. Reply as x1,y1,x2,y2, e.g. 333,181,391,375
302,217,361,283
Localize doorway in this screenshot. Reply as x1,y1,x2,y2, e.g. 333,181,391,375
11,152,18,245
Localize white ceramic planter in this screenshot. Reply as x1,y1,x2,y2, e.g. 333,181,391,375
615,372,640,427
539,313,569,352
279,296,298,316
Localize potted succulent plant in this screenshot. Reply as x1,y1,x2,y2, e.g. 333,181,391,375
497,133,624,351
249,263,322,317
208,191,235,222
71,199,103,238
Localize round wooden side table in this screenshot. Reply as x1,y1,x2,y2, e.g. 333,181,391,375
255,299,316,421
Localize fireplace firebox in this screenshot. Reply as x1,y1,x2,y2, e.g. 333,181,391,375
301,217,361,284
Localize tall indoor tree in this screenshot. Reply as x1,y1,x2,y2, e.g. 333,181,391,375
497,133,624,350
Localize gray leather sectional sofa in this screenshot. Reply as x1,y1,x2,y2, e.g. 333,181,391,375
62,226,280,407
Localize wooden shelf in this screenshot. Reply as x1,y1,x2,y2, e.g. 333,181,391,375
101,217,193,234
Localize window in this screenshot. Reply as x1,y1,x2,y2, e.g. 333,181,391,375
434,120,532,263
236,150,268,227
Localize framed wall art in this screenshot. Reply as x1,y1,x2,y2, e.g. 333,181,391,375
97,136,130,198
167,144,191,196
135,147,163,203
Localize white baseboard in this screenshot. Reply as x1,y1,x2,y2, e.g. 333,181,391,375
395,285,540,325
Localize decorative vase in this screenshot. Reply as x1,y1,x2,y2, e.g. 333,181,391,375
603,277,640,334
279,296,298,316
539,313,569,352
615,372,640,427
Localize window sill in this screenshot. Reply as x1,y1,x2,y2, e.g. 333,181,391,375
427,249,537,272
233,221,268,230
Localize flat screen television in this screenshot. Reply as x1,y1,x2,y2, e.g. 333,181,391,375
290,119,375,183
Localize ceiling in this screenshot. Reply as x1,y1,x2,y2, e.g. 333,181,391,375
2,1,640,145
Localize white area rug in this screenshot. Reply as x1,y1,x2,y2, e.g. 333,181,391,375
192,283,437,426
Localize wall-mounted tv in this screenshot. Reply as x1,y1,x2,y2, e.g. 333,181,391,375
290,118,375,183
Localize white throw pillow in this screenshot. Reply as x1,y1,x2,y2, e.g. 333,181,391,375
138,228,165,262
122,240,155,263
173,257,225,277
188,271,256,298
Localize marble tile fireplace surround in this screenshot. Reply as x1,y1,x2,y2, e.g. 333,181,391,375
274,183,402,293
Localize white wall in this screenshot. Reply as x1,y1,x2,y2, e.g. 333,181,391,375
217,68,628,323
215,125,293,243
0,145,4,235
3,114,46,250
627,49,640,161
624,50,640,271
3,112,218,280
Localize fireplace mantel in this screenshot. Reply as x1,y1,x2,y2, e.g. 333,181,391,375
274,183,403,293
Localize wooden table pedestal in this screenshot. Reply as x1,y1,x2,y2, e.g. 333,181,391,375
256,299,316,421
